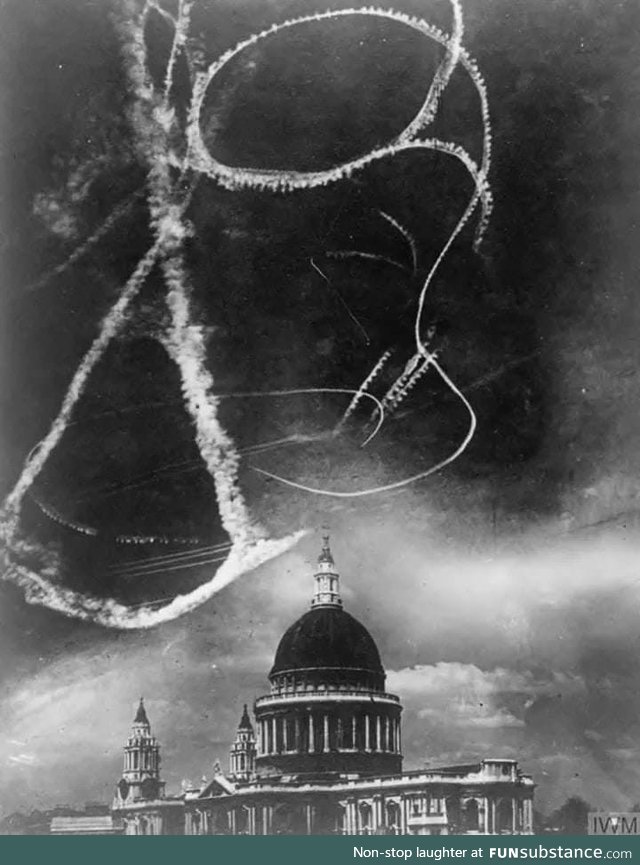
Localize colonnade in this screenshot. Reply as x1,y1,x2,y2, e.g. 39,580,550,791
256,710,401,756
186,793,534,836
123,742,159,776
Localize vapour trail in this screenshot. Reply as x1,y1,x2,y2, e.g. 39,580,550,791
219,387,386,449
326,250,409,272
122,0,264,553
251,355,476,498
1,0,303,628
397,0,463,143
2,0,493,623
112,553,229,578
25,188,144,295
162,0,193,106
108,542,232,574
378,210,418,274
4,531,304,629
414,185,481,358
311,257,371,344
335,350,392,434
1,236,163,539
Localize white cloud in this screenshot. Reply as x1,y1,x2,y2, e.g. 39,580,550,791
8,754,37,767
387,662,534,698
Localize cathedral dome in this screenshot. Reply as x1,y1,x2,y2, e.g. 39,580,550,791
255,536,402,779
270,606,384,679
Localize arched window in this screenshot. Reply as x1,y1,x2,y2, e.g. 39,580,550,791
359,802,373,835
386,801,401,834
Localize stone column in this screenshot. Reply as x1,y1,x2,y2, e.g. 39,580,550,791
306,803,314,835
344,799,353,835
272,717,278,754
309,713,315,752
295,715,301,752
385,716,390,751
342,801,351,835
365,714,370,751
324,714,330,752
374,796,383,832
524,799,533,834
352,714,357,748
352,800,359,835
376,716,382,752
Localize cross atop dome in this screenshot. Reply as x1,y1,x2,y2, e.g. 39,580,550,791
312,532,342,608
317,534,335,565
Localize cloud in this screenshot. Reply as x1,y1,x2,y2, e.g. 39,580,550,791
388,663,535,699
419,704,525,729
7,754,37,767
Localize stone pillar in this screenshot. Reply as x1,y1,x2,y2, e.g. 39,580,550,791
374,796,383,832
376,716,382,752
272,717,278,754
524,799,533,834
342,801,351,835
324,714,330,752
309,713,315,752
345,800,352,835
385,716,390,751
365,714,370,751
295,715,301,752
306,803,314,835
350,800,359,835
480,798,489,834
352,714,357,748
283,718,289,751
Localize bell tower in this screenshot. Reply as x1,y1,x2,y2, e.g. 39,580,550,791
115,698,165,804
229,705,257,782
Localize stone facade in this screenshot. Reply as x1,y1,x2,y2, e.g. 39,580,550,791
111,537,535,835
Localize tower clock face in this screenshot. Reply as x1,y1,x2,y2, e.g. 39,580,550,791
118,779,130,800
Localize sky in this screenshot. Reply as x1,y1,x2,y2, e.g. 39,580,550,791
1,0,640,822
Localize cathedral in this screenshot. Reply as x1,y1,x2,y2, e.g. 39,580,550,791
111,538,535,835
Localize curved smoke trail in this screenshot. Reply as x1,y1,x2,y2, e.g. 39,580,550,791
1,0,494,625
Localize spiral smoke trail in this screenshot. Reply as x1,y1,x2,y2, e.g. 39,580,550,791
1,0,493,625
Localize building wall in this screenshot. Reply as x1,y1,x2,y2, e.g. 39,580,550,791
186,776,534,836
